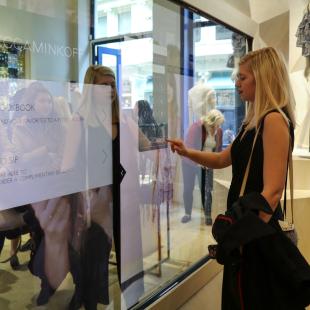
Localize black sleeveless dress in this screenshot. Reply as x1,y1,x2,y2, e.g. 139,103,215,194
228,111,294,213
228,123,264,210
222,111,299,310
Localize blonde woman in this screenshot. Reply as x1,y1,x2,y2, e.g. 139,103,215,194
29,66,121,308
168,47,310,309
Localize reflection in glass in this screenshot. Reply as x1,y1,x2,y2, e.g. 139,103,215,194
93,1,249,308
94,0,152,39
0,0,250,309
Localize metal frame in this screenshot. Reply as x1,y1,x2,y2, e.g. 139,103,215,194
97,46,122,94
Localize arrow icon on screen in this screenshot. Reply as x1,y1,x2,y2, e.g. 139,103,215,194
101,149,107,165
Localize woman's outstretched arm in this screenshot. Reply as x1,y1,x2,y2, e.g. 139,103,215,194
166,138,232,169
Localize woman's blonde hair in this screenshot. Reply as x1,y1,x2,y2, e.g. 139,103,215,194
239,47,295,130
201,109,225,128
80,65,119,125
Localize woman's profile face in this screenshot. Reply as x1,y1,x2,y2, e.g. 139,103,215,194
235,63,256,102
34,92,53,117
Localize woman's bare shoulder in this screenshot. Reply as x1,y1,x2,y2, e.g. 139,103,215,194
264,111,288,131
263,112,289,143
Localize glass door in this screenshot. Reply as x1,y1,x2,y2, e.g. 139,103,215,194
97,46,122,95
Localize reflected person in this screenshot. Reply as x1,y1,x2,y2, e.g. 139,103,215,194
68,65,120,309
11,82,65,174
10,83,65,272
32,65,120,309
10,82,68,305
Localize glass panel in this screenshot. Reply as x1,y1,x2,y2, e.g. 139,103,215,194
100,52,117,74
0,0,249,309
96,14,107,38
0,2,116,310
192,20,246,147
94,0,153,39
118,11,131,34
97,38,153,110
94,1,248,308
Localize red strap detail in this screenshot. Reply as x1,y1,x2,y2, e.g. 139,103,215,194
217,215,234,225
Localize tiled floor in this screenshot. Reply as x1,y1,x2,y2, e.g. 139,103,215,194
0,205,219,309
0,176,227,309
179,271,223,310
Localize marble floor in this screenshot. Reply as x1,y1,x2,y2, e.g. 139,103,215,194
0,169,229,310
0,202,218,310
179,270,223,310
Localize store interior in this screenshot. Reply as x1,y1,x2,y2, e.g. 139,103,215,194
0,0,309,309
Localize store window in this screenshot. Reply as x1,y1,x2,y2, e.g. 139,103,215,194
0,0,250,309
92,0,250,309
191,19,247,147
215,25,232,40
96,14,107,38
94,0,152,39
118,10,131,34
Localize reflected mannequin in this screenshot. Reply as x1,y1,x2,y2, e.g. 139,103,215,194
181,109,223,225
201,109,224,225
188,79,216,126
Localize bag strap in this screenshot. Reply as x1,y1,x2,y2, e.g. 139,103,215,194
239,124,261,197
283,140,294,223
240,120,294,222
289,148,294,223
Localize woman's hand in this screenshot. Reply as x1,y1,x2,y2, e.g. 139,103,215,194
166,139,188,157
32,197,71,243
31,197,71,289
